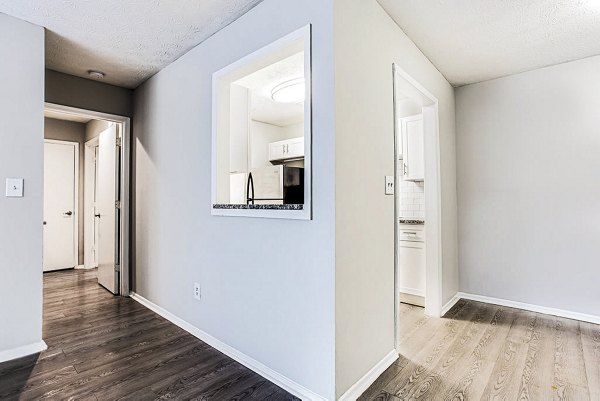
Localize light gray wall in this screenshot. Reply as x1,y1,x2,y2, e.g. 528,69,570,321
0,13,45,353
456,55,600,317
333,0,458,396
132,0,336,398
44,117,86,264
45,69,133,117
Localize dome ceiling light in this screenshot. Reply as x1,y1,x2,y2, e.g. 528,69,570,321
271,78,305,104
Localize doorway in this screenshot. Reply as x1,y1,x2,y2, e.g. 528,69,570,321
392,64,443,349
43,103,130,296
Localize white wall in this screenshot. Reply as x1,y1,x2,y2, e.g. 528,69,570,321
333,0,458,396
456,55,600,317
132,0,336,398
44,117,86,264
0,13,45,354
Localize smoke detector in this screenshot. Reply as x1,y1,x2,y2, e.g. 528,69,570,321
88,70,105,80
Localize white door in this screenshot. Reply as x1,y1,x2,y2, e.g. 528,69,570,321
96,125,119,294
43,141,77,271
93,145,100,268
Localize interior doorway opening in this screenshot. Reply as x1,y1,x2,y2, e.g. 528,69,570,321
43,103,130,296
393,64,443,349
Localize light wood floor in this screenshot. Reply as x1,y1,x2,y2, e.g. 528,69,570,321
0,269,298,400
360,300,600,401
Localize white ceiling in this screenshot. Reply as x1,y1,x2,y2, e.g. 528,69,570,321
0,0,263,88
377,0,600,86
235,52,304,127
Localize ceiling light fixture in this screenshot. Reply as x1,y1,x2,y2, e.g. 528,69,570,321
88,70,105,80
271,78,305,103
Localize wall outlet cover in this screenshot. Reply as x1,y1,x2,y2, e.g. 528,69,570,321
193,282,201,300
5,178,24,197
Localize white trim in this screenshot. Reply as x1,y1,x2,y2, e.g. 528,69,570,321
440,293,461,317
399,286,425,297
338,349,398,401
129,292,326,401
45,103,131,296
84,137,99,269
457,292,600,325
43,139,80,270
211,24,312,220
0,341,47,363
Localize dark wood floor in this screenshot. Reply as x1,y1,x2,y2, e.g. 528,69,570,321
360,300,600,401
0,269,298,400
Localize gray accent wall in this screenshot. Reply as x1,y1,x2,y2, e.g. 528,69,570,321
45,69,133,117
132,0,336,398
44,117,87,265
0,13,45,353
456,55,600,317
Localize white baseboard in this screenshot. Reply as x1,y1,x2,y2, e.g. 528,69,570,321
458,292,600,325
0,340,47,363
440,293,461,317
338,349,398,401
398,286,425,297
130,292,326,401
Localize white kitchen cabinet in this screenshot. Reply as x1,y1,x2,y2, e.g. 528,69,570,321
400,115,424,181
269,137,304,163
398,224,425,307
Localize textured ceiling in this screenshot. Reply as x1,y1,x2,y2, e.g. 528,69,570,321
0,0,263,88
377,0,600,86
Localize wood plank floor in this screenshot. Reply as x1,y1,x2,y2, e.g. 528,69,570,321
360,300,600,401
0,269,299,401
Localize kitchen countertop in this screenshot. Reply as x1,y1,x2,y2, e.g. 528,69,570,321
213,204,303,210
399,218,425,225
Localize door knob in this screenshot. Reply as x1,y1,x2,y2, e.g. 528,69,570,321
63,211,73,216
94,213,101,218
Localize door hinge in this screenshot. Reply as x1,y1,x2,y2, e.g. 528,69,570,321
114,264,121,272
116,137,122,147
115,200,121,209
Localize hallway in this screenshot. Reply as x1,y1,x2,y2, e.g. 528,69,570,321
0,269,297,400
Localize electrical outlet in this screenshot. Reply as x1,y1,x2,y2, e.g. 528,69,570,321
385,176,395,195
193,282,201,300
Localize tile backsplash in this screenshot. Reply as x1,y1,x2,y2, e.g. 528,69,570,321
399,179,425,219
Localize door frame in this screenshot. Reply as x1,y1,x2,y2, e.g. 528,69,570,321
392,64,443,350
44,103,131,296
43,139,80,270
84,136,100,269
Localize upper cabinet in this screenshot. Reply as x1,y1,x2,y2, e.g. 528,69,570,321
269,137,304,163
401,115,424,181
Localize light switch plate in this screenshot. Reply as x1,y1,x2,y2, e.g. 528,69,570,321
385,176,394,195
5,178,24,197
